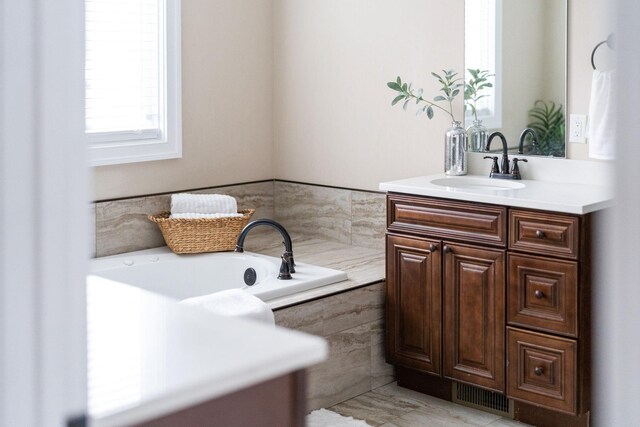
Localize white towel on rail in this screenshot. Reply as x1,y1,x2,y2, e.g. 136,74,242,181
588,70,617,160
169,212,244,219
180,289,275,326
171,193,238,215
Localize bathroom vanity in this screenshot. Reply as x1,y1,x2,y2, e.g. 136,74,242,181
380,174,612,427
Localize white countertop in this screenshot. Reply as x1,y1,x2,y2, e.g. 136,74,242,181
87,276,327,427
379,174,614,214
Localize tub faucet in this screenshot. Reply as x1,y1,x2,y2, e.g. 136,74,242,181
235,219,295,280
518,128,540,155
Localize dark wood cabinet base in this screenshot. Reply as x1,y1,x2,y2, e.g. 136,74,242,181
135,370,306,427
396,366,590,427
514,401,590,427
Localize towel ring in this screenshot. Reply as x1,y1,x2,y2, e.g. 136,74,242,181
591,33,614,70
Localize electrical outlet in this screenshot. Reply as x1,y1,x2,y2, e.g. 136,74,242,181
569,114,587,143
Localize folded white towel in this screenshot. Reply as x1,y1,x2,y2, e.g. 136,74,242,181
588,70,617,160
171,193,238,215
179,289,274,326
169,212,244,219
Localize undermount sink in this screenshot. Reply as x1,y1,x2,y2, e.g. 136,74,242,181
430,176,526,191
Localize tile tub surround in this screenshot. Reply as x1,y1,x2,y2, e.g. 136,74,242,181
94,181,275,257
92,180,386,257
274,282,394,411
275,181,386,251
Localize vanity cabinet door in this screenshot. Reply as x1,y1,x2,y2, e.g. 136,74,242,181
386,233,442,375
443,243,505,392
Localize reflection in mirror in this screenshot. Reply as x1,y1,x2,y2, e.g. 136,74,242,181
465,0,567,157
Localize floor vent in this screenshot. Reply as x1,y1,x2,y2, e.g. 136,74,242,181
452,382,514,418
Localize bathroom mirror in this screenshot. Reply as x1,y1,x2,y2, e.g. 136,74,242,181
465,0,567,157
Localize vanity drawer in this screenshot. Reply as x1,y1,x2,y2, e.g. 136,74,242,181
507,327,577,415
388,194,507,247
507,254,578,337
509,210,579,259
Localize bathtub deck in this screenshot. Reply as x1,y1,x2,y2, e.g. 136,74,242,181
240,230,385,309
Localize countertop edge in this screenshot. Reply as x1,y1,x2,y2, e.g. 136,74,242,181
89,278,328,427
379,174,614,215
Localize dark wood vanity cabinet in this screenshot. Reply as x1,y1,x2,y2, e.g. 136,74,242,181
386,234,442,375
385,194,592,426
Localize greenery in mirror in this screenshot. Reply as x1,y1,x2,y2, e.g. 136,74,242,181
387,69,495,123
464,69,494,121
387,70,464,122
526,100,566,157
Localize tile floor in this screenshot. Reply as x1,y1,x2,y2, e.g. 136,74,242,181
329,382,532,427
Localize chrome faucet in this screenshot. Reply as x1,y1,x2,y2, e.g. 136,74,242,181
484,131,528,180
235,219,295,280
518,128,540,155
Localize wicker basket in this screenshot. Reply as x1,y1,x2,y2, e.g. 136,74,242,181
148,209,255,254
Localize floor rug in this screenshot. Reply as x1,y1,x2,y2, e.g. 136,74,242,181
306,408,370,426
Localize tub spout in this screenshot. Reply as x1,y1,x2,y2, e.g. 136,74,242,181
235,219,295,277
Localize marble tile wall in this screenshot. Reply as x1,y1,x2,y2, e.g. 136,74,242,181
274,181,386,251
94,181,275,257
274,282,394,410
92,180,385,257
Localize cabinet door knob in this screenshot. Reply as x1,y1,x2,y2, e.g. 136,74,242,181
429,244,438,252
443,245,452,254
535,230,545,238
534,290,544,299
534,366,544,376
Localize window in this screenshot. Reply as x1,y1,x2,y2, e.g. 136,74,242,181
465,0,502,130
86,0,181,166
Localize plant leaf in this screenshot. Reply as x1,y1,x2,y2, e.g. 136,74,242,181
427,106,434,119
391,94,404,106
433,95,446,102
402,99,410,111
387,82,401,91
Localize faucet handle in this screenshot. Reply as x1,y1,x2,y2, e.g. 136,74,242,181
483,156,500,176
511,157,528,180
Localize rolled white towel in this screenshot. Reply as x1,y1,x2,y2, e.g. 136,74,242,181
179,289,274,326
171,193,238,215
169,212,244,219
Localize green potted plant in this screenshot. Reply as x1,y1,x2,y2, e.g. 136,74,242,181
387,70,468,175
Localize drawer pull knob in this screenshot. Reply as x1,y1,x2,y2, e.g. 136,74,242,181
534,366,544,376
443,245,452,254
535,230,545,238
429,244,438,252
534,290,544,299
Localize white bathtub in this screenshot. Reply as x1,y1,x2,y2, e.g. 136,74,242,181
89,247,348,302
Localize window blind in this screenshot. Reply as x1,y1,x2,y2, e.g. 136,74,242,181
85,0,164,143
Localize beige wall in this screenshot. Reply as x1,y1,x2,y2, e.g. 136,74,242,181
93,0,614,198
273,0,464,191
566,0,614,159
500,0,547,145
93,0,274,200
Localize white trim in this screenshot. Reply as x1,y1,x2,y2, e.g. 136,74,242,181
1,0,88,425
88,0,182,167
